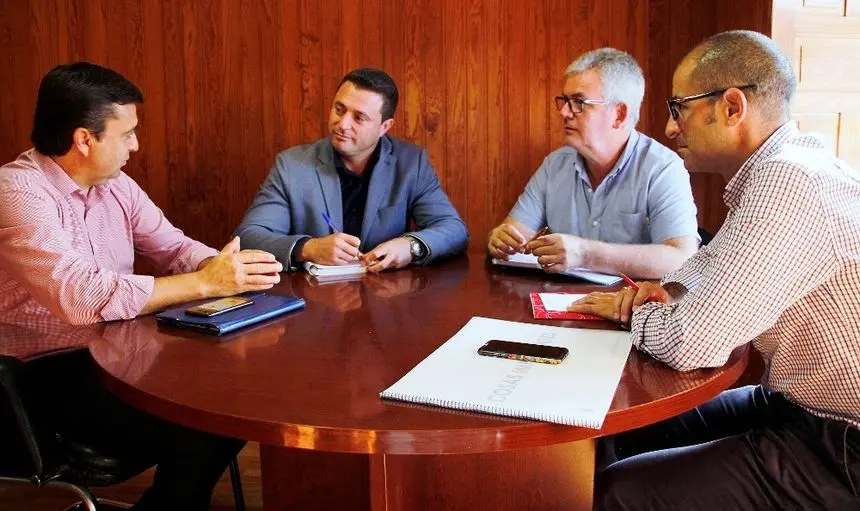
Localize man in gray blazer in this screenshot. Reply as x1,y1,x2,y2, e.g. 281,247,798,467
236,68,468,273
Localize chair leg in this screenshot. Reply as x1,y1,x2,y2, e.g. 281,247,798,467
1,476,101,511
228,456,246,511
44,480,99,511
64,499,132,511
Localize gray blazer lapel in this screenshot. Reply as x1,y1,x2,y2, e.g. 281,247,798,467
361,136,396,242
315,140,344,233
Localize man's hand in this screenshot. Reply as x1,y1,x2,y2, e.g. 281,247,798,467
487,224,528,259
300,233,362,265
196,237,282,296
526,234,588,273
366,272,424,298
361,237,412,273
569,281,673,324
303,280,363,312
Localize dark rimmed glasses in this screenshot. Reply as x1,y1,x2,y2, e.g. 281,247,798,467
554,94,609,114
667,84,757,120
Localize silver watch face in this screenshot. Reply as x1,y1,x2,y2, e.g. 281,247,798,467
410,239,422,257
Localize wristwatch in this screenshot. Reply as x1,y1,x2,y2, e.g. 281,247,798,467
406,236,426,260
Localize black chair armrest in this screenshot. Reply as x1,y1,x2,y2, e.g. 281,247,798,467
0,355,46,476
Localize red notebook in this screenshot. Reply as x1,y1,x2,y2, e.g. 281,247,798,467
530,292,602,320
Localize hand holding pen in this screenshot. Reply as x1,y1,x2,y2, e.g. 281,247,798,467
523,226,549,254
296,212,362,265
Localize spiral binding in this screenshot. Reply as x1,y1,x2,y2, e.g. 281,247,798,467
380,391,600,429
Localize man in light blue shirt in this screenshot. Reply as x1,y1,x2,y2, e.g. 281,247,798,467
487,48,699,279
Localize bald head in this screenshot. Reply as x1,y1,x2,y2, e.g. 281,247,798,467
682,30,796,125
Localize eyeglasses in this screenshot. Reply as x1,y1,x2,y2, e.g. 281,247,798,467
666,84,757,120
554,94,608,114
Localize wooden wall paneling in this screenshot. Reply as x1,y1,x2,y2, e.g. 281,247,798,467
504,0,530,229
277,1,302,167
466,0,490,244
443,0,468,221
402,0,426,147
299,0,323,144
485,0,507,233
399,1,427,146
258,0,282,183
0,0,774,252
526,0,549,185
422,0,447,227
381,0,404,142
546,1,569,152
0,2,34,155
359,0,384,70
320,0,342,130
134,1,168,210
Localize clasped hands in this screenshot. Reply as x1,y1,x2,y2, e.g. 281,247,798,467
300,233,412,273
488,223,587,272
568,280,673,325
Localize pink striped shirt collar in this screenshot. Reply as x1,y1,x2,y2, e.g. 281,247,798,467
31,150,112,197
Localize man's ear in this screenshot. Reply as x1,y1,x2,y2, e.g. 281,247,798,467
722,88,748,127
71,128,92,157
379,118,394,136
613,103,629,129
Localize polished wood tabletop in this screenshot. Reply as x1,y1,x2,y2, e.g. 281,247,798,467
89,255,748,456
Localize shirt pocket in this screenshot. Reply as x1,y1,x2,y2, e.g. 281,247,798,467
609,212,648,244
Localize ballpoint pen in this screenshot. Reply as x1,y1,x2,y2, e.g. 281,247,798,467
526,226,550,244
321,212,363,260
321,212,339,234
523,226,549,256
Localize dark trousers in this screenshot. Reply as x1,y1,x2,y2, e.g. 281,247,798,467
23,350,245,511
595,385,860,510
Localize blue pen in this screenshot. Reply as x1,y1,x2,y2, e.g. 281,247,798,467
321,212,363,259
321,212,339,234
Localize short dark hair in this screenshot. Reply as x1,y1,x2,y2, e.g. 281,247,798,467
337,68,399,121
31,62,144,156
685,30,796,124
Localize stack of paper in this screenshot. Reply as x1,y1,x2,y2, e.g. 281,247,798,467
303,261,367,282
492,252,622,285
380,317,632,428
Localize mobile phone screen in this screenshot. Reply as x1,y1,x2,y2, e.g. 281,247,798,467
186,297,254,317
477,339,569,364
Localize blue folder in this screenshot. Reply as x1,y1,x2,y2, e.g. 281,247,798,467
155,293,305,335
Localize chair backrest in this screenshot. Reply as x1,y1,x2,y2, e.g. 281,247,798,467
0,355,46,477
698,227,714,246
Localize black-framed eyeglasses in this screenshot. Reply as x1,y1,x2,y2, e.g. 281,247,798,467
554,94,608,114
666,84,757,120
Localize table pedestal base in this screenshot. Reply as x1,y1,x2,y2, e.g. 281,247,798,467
260,441,596,510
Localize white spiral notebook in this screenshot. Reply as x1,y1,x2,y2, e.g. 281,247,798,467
380,317,632,428
492,252,622,286
303,261,367,280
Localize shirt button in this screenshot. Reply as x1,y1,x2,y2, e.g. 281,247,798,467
592,220,599,227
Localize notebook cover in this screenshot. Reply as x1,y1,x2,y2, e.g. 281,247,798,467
155,293,305,335
530,293,601,321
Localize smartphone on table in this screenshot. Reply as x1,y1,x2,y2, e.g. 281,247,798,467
477,339,569,365
185,297,254,317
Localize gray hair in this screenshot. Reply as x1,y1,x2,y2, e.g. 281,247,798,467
686,30,796,124
565,48,644,127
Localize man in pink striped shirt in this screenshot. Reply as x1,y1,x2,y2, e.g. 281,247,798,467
0,63,281,510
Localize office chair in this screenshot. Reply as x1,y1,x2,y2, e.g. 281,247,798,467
0,354,246,511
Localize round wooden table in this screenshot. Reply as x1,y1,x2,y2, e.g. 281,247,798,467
90,255,748,511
